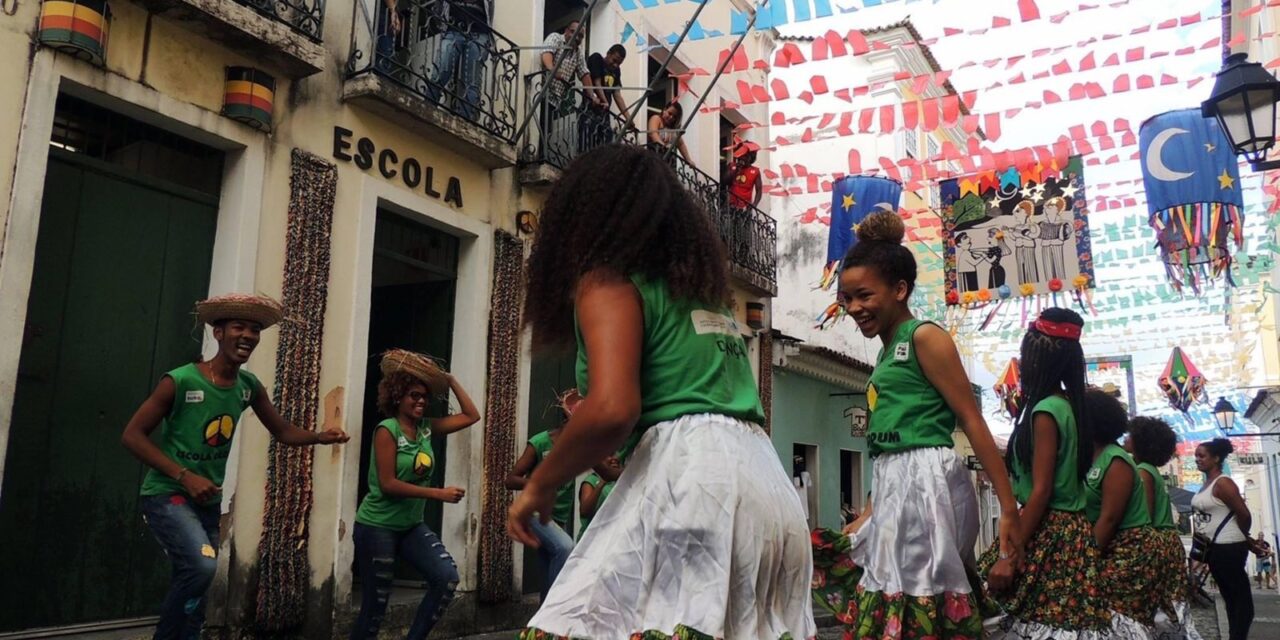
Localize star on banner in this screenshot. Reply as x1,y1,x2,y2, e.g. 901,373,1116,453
842,193,856,211
1061,184,1080,199
1219,170,1235,190
1205,142,1216,153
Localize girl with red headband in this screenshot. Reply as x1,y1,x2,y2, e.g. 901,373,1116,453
979,308,1116,639
836,211,1021,638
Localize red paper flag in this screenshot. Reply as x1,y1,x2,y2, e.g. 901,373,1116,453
943,27,964,36
984,113,1002,141
771,112,786,126
879,105,895,133
1113,118,1131,131
1044,90,1063,104
834,88,851,102
837,112,854,137
941,95,961,126
1180,12,1201,26
825,30,848,57
736,81,755,105
1085,82,1106,99
1069,84,1087,100
811,76,829,94
801,128,814,143
1103,53,1120,66
1099,135,1115,150
1019,0,1041,21
922,98,941,131
1010,72,1026,84
846,30,870,55
1157,17,1178,29
1113,74,1131,93
1070,124,1087,139
752,84,771,103
993,15,1012,28
818,113,835,129
799,91,814,104
913,74,930,94
1160,74,1177,86
859,108,874,133
1079,51,1096,71
771,79,790,101
1125,47,1144,62
1136,75,1154,89
1006,55,1025,69
962,115,980,135
1051,11,1070,23
1052,59,1072,75
902,101,920,129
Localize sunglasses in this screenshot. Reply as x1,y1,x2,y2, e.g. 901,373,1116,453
407,391,428,402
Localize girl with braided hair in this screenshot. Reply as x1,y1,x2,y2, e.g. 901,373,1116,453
836,211,1022,639
978,308,1111,639
1126,416,1201,639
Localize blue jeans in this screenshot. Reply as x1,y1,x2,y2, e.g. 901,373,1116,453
350,522,459,640
140,494,220,640
530,518,574,601
426,30,490,120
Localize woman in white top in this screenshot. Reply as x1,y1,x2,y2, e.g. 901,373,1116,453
1191,438,1255,640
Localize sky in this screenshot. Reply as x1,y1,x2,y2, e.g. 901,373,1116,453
763,0,1278,444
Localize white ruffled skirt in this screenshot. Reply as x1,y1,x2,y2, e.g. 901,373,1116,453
525,414,817,640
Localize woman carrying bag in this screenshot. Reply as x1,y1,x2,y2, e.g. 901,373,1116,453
1189,438,1255,640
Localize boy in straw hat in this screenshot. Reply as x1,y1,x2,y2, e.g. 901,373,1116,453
121,293,348,640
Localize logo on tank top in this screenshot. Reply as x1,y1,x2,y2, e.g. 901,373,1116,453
204,415,236,447
867,383,878,411
413,451,433,476
689,310,741,335
185,390,205,403
1087,467,1102,482
894,341,910,361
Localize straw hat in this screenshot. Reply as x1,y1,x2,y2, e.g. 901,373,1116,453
195,293,284,328
380,349,449,397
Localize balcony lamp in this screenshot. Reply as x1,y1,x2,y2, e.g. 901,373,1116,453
1200,53,1280,171
1213,396,1238,434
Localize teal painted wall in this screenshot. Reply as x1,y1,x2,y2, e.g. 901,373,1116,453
771,369,872,531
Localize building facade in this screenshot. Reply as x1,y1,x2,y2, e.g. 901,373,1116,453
0,0,777,637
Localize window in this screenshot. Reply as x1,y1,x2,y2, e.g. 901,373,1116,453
902,127,919,159
927,135,940,161
646,55,679,115
839,449,865,524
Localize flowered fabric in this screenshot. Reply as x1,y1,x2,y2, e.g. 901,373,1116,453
845,586,984,640
977,509,1109,633
811,528,864,625
1150,528,1187,620
1097,526,1162,627
518,626,799,640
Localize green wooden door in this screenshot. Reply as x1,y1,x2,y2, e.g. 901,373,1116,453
520,349,577,594
0,150,218,632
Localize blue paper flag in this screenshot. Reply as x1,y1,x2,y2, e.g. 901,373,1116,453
827,176,903,264
1139,108,1244,214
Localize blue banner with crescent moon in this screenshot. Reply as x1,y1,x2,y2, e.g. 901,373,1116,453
1140,109,1243,212
826,175,903,265
1139,109,1245,291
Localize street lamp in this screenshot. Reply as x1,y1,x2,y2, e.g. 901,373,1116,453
1214,397,1238,434
1200,53,1280,171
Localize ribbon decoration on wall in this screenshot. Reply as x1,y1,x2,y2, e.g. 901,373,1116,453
815,175,901,328
994,357,1022,419
1138,108,1245,294
1158,346,1208,416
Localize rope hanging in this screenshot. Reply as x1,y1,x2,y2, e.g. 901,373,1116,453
254,149,337,630
477,230,525,603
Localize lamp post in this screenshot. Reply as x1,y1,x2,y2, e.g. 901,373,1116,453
1200,53,1280,171
1214,396,1238,435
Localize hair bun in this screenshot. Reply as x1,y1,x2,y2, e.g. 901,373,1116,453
1210,437,1235,454
856,211,905,245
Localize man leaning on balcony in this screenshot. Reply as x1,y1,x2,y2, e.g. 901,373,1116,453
541,21,597,157
422,0,492,121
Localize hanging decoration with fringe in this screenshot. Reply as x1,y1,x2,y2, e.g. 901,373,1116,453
815,175,900,329
1158,347,1209,418
1139,108,1245,295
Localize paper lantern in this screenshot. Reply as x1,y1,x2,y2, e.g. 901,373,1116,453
222,67,276,132
1158,347,1208,414
38,0,111,67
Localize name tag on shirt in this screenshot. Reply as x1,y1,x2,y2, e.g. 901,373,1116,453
397,436,410,449
894,342,910,361
185,390,205,403
241,389,251,402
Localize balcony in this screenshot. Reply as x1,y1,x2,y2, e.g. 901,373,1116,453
135,0,325,76
343,0,520,168
671,156,778,296
517,72,640,185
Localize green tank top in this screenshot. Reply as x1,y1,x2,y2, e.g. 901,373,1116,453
1010,395,1085,513
1137,462,1175,529
865,319,956,456
140,363,259,505
529,430,575,529
355,418,437,531
1083,444,1151,530
577,472,615,540
575,275,765,429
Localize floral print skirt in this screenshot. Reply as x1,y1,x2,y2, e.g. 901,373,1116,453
811,528,864,627
845,447,985,639
1098,526,1162,628
977,509,1110,637
1150,527,1202,639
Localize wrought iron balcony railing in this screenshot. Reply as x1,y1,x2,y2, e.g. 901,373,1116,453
236,0,324,42
520,72,639,169
671,155,778,292
346,0,520,143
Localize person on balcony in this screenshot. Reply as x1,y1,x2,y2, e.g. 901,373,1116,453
647,102,693,167
726,139,762,212
580,44,629,152
422,0,491,121
540,21,595,161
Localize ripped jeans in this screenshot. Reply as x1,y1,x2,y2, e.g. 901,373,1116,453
350,522,459,640
139,494,221,640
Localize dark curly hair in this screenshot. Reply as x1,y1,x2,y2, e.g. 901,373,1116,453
1198,437,1234,468
1008,308,1092,479
1128,416,1177,467
377,371,427,418
843,210,917,295
1084,387,1130,445
523,144,729,347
